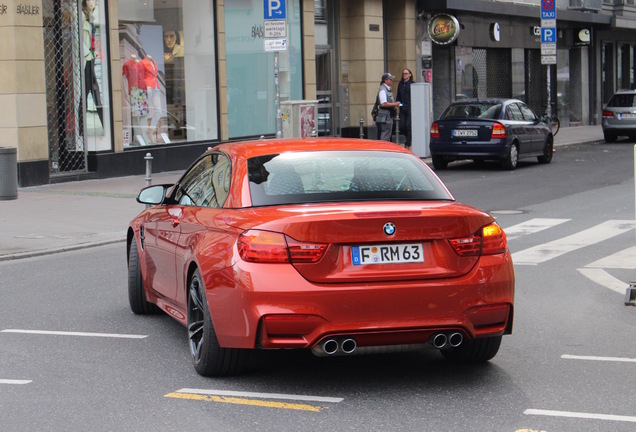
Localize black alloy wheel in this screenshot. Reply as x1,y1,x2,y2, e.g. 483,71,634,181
187,269,248,376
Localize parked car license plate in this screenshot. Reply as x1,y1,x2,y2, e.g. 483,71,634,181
351,243,424,265
618,113,636,119
452,129,478,137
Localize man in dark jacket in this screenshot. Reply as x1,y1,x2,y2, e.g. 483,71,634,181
396,68,414,148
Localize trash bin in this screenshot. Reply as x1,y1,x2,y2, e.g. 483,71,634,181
0,147,18,200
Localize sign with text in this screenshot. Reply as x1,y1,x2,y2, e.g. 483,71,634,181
264,20,286,38
541,27,556,43
540,0,556,19
264,38,287,51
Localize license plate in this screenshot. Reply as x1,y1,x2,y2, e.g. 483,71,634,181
452,129,478,137
618,113,636,119
351,243,424,265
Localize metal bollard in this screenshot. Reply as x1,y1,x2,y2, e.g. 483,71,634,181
144,153,153,187
394,115,400,144
311,128,318,137
359,118,365,139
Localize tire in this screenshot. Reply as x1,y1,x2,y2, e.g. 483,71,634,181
432,156,448,170
537,136,553,164
604,132,617,143
128,239,160,315
440,336,502,363
501,142,519,170
187,269,248,376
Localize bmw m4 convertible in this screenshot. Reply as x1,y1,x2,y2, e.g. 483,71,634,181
127,138,515,376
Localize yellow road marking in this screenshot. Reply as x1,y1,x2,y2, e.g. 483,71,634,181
164,392,327,412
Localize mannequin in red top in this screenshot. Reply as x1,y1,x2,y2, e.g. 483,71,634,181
141,54,161,143
122,54,150,145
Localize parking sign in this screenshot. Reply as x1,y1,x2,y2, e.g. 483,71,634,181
264,0,286,20
541,0,556,19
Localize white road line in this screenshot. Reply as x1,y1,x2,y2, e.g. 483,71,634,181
525,409,636,423
512,220,635,265
1,329,148,339
586,245,636,269
577,268,627,294
504,218,570,241
562,354,636,363
0,379,32,385
176,388,344,403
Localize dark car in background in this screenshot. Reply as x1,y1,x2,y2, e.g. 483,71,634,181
429,98,553,170
602,89,636,142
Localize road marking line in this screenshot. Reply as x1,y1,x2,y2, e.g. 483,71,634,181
577,268,627,294
512,220,635,265
166,389,342,412
562,354,636,363
175,388,343,403
0,379,32,385
524,409,636,423
504,218,570,241
1,329,148,339
585,245,636,269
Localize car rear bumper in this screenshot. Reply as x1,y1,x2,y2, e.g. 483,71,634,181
203,253,515,350
430,139,509,159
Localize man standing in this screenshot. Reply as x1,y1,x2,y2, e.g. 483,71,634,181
376,73,400,141
396,69,414,149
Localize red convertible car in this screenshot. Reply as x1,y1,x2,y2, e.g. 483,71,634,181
127,138,515,376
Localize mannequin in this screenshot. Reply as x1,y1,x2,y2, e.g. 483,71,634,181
122,54,150,145
81,0,103,127
141,54,161,143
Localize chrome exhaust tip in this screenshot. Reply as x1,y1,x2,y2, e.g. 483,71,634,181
449,332,463,347
341,338,357,354
432,333,448,349
323,339,339,355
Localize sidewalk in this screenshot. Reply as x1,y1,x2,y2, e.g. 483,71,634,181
0,125,605,261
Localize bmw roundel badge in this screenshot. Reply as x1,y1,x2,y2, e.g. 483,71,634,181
383,222,396,236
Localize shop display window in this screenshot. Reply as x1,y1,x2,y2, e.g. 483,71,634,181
118,0,218,147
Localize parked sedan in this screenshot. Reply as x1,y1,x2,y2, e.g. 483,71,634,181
127,138,515,376
429,98,553,170
602,89,636,142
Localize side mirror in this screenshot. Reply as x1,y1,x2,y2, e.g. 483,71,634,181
137,184,171,205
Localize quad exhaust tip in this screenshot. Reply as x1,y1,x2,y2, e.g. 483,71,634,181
432,332,464,349
312,337,357,357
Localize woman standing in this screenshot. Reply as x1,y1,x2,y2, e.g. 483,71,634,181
396,68,414,149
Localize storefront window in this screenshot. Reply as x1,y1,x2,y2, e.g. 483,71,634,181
82,0,111,152
225,0,303,138
118,0,218,147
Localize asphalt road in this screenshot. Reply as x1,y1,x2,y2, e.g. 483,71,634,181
1,140,635,431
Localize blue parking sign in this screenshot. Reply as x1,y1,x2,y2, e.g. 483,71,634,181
264,0,286,20
541,27,557,43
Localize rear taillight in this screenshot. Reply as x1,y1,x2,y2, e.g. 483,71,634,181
491,122,507,139
449,223,507,257
602,109,614,118
237,230,328,264
430,122,440,139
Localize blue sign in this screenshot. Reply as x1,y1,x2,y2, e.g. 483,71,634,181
541,27,557,43
264,0,286,20
540,0,556,19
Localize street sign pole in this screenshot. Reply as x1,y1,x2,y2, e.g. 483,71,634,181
275,51,282,138
541,0,557,119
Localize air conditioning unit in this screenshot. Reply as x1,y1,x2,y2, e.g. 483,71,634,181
568,0,603,11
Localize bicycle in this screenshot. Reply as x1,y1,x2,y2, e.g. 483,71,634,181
540,109,560,137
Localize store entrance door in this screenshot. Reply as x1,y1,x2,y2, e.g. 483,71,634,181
43,0,87,177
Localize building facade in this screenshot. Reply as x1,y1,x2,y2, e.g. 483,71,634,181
3,0,636,186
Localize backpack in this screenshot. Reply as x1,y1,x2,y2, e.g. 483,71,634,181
371,94,380,120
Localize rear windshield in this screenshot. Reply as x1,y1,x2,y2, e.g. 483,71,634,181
441,102,502,120
247,151,453,207
608,94,636,108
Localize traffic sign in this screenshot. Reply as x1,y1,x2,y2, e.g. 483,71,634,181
541,0,556,19
541,43,556,55
264,0,286,20
265,38,287,51
541,27,556,43
264,20,286,38
541,55,557,65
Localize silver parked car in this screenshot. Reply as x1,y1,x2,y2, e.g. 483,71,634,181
602,89,636,142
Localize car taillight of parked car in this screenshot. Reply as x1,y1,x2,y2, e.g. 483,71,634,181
430,122,440,139
491,122,507,139
448,223,507,257
237,229,328,264
602,110,615,118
